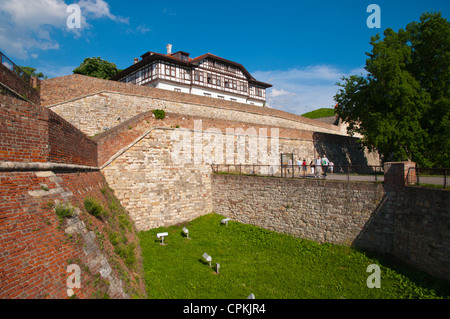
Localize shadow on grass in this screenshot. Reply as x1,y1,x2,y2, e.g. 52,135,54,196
355,248,450,298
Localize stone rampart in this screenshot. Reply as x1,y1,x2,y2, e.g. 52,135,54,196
211,174,450,282
96,110,380,231
41,74,343,137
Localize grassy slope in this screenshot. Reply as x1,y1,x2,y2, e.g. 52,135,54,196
138,214,449,299
301,108,335,119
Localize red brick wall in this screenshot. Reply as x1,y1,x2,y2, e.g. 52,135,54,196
0,171,106,298
0,95,145,299
0,95,97,166
0,62,40,104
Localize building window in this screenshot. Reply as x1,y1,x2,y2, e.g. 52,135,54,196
165,65,171,76
230,98,237,102
204,93,211,97
174,88,181,92
207,74,212,84
218,95,224,100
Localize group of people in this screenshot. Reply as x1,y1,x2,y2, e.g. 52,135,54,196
289,154,334,179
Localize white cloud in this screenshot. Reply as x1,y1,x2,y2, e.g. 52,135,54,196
0,0,128,59
269,88,295,98
253,65,364,116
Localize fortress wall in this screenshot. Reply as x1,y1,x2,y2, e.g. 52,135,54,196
41,74,342,137
47,91,343,137
101,128,214,231
0,62,40,105
99,116,379,231
212,174,450,282
0,95,97,167
0,95,145,299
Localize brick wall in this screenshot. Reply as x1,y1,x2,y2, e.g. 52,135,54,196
0,95,97,166
0,95,145,298
0,62,40,104
0,170,146,298
211,174,450,282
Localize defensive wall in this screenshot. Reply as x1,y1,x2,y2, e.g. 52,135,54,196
38,74,380,232
0,93,146,299
89,108,379,231
0,56,40,105
41,74,347,137
212,173,450,282
1,69,448,298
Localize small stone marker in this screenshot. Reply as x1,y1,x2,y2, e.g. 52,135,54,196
182,227,189,238
202,252,212,267
221,218,231,227
216,263,220,274
157,232,168,245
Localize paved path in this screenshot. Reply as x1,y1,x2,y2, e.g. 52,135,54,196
271,172,448,186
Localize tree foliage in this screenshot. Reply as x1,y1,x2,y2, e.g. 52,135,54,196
73,56,120,79
20,66,47,79
334,12,450,167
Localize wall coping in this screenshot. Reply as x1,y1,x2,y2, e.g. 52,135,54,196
0,161,99,172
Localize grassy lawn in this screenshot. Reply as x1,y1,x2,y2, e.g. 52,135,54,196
138,213,449,299
301,108,335,119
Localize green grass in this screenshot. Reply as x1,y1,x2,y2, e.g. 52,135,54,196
301,108,335,119
138,213,449,299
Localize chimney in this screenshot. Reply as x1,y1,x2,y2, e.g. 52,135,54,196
133,58,139,64
166,44,172,55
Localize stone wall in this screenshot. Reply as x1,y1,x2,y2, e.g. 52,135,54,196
41,74,343,137
101,127,213,231
96,111,380,231
211,174,450,282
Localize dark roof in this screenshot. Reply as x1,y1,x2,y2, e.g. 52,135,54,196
110,51,272,88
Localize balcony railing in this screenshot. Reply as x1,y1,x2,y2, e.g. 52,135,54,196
1,51,31,85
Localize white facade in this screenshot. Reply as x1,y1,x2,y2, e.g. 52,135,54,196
111,46,271,107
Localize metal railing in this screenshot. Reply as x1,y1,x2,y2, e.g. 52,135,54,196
211,164,384,183
407,166,450,189
1,51,32,85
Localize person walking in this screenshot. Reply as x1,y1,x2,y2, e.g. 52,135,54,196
329,161,334,174
315,156,322,178
310,160,315,176
302,159,307,178
322,154,329,179
297,158,302,175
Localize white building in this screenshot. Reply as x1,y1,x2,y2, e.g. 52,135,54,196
110,44,272,107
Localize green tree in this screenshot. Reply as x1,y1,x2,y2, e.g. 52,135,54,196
334,12,450,167
20,66,47,79
73,57,120,79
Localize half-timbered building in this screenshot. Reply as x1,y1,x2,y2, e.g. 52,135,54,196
110,44,272,106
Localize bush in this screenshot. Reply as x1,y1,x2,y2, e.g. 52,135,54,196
152,109,165,119
55,203,74,220
84,197,104,219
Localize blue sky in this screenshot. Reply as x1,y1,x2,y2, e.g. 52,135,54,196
1,0,449,115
